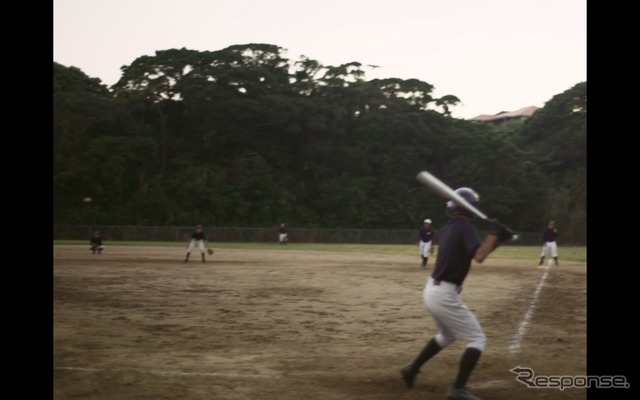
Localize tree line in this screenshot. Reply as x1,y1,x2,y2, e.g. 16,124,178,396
53,43,586,244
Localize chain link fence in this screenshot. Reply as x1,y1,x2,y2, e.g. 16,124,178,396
54,225,545,246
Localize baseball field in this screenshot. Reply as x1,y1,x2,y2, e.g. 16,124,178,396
53,243,586,399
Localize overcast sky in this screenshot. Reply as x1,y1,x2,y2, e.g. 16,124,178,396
53,0,586,119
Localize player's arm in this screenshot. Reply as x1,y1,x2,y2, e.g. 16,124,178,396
473,219,513,263
473,235,499,263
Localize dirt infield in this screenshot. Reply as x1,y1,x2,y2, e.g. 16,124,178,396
53,245,586,399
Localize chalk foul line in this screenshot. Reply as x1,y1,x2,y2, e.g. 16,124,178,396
508,269,549,354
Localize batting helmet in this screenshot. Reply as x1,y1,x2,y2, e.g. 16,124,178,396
446,187,480,218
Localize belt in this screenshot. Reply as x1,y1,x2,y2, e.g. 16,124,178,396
430,277,462,293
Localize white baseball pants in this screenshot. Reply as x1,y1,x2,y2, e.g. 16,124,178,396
419,241,432,257
540,241,558,258
423,277,486,351
187,239,205,254
279,233,288,243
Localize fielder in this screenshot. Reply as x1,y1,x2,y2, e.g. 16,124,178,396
418,219,435,269
184,225,208,263
401,187,513,400
89,231,104,255
278,223,288,245
538,221,558,266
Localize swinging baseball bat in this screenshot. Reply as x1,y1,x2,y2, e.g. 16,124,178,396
416,171,519,241
416,171,489,220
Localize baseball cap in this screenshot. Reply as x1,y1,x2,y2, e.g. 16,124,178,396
424,219,432,224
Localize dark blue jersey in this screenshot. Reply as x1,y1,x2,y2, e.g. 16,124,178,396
431,217,481,286
90,236,102,246
191,231,206,241
418,226,434,242
542,228,557,242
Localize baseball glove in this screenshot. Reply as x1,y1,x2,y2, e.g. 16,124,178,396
429,246,435,255
207,248,214,255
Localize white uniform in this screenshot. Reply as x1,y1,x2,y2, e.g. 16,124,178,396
401,189,497,399
278,224,288,244
90,233,104,254
539,223,559,266
418,219,434,268
540,241,558,258
186,238,206,253
423,277,486,351
184,227,208,263
420,241,432,258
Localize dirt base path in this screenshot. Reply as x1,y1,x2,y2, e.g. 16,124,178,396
54,245,586,399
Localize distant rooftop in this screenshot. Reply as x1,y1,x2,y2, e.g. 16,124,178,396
468,105,539,122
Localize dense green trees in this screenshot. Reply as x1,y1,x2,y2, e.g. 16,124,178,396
53,44,586,243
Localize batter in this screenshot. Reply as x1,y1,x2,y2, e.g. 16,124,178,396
401,187,513,400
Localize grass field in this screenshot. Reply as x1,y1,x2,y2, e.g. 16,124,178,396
54,241,587,262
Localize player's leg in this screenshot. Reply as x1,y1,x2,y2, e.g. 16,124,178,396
401,311,453,388
185,240,195,262
416,281,486,397
401,333,444,388
423,242,432,268
539,244,547,265
198,240,206,262
186,240,195,253
91,245,96,254
98,245,104,255
435,293,486,399
419,242,427,268
551,242,558,265
401,281,455,388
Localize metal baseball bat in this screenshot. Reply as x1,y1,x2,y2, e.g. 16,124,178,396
416,171,519,241
416,171,489,220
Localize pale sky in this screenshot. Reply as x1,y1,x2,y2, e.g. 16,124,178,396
53,0,586,119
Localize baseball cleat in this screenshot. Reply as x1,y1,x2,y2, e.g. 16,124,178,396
400,364,418,388
446,385,481,400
